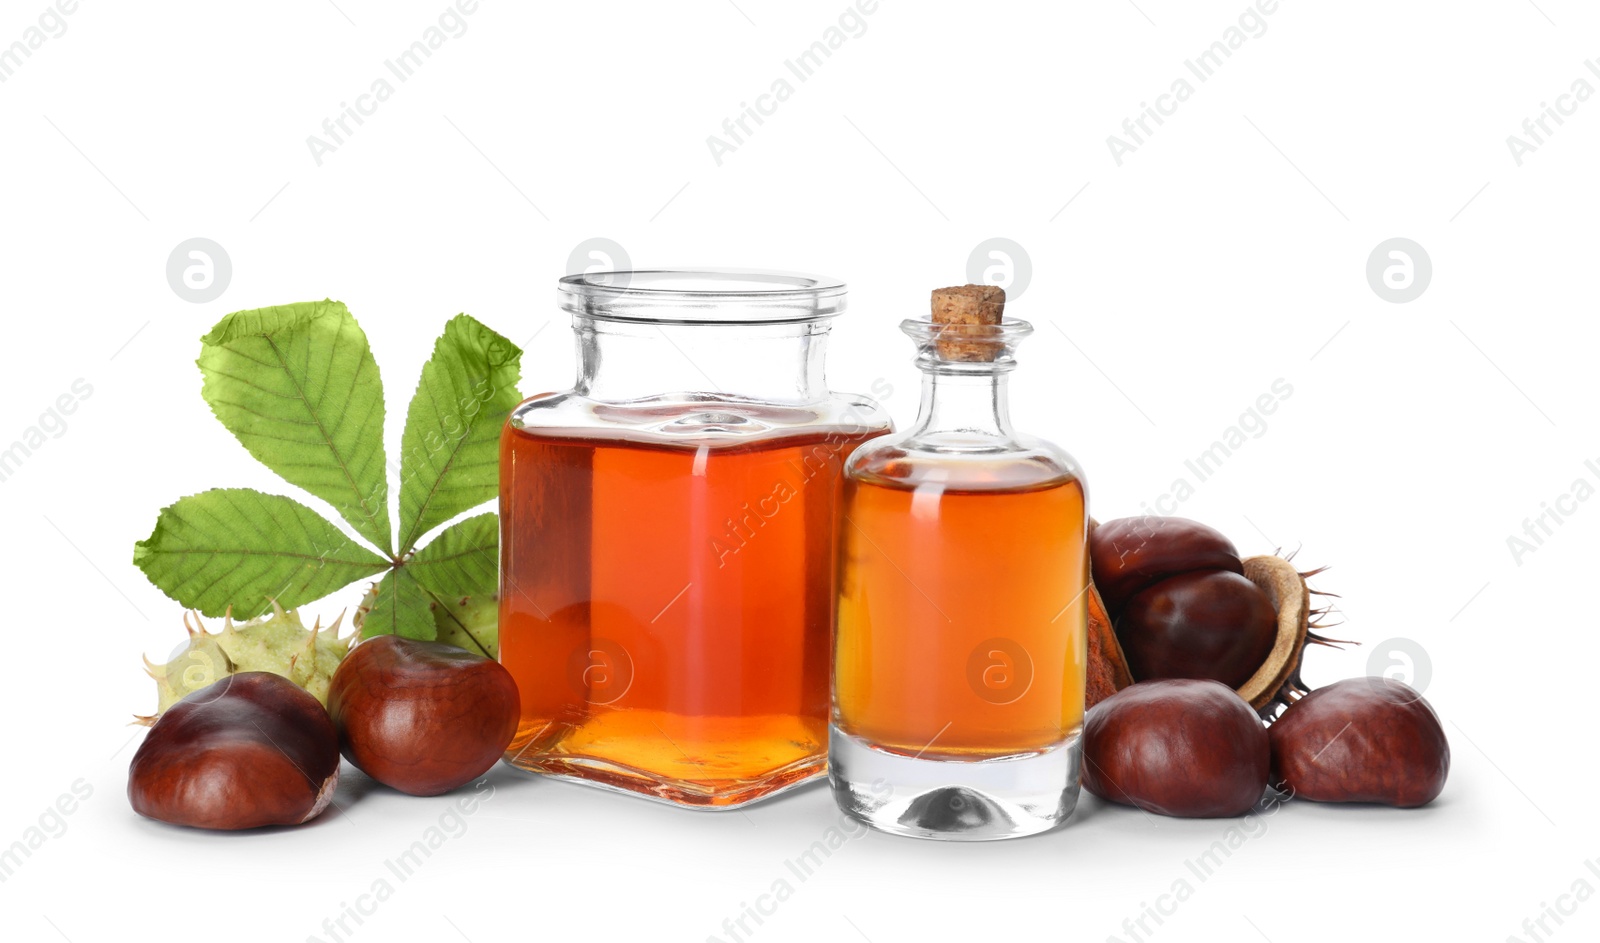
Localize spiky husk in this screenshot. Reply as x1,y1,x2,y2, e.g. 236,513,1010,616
352,581,380,631
138,603,351,724
351,581,500,660
431,594,499,660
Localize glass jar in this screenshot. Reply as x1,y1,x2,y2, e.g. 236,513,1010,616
499,270,891,808
831,316,1088,839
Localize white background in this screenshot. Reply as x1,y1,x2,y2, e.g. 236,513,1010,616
1,1,1595,941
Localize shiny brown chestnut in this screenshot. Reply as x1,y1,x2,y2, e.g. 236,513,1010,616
1083,679,1269,817
328,636,519,796
128,672,340,830
1269,677,1448,807
1090,516,1244,616
1117,569,1278,689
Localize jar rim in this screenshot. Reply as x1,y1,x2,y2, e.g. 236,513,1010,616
558,269,847,323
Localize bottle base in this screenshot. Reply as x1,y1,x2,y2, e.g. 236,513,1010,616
502,710,831,809
502,750,826,811
828,725,1081,841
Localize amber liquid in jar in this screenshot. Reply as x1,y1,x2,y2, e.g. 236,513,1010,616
833,465,1088,759
501,423,883,807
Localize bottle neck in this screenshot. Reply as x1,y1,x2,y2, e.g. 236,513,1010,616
574,318,831,403
909,367,1015,440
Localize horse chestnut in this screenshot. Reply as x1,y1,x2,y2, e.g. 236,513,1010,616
1090,516,1243,616
1269,678,1449,807
1083,679,1268,817
128,672,340,830
328,636,519,796
1117,570,1278,689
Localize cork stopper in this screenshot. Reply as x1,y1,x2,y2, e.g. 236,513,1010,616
930,284,1006,362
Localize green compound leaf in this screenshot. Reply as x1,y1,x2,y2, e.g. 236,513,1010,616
395,315,522,554
199,300,393,555
132,488,390,619
408,512,498,599
358,566,436,641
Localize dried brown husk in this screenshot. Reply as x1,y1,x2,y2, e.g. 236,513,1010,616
1085,581,1132,708
1239,554,1345,717
1085,518,1133,709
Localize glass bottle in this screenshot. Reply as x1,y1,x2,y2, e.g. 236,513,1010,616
831,315,1088,840
500,270,891,809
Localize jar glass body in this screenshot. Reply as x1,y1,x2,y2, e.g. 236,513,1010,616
830,318,1088,839
500,271,890,808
